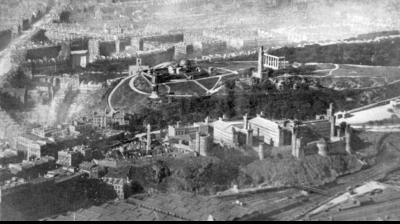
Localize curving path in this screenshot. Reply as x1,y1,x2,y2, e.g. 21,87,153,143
327,64,340,77
107,73,138,115
128,73,151,96
109,67,241,107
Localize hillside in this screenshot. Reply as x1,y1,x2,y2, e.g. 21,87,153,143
238,154,364,187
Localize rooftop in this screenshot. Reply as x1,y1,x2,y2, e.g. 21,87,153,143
212,119,244,132
71,50,89,55
0,149,18,159
18,133,53,145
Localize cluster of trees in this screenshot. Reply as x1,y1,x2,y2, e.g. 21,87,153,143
125,80,360,133
270,37,400,66
266,65,317,77
7,68,31,89
59,11,71,23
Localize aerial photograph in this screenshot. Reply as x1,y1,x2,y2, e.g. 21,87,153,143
1,0,400,221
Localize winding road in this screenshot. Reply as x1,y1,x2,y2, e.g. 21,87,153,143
107,72,136,115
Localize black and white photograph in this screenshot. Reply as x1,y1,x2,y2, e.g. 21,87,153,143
1,0,400,221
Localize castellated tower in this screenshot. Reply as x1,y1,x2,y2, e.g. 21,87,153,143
195,131,211,157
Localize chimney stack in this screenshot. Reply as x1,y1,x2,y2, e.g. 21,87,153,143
146,124,151,153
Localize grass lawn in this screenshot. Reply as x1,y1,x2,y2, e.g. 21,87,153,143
332,65,400,81
110,79,148,114
166,81,207,96
197,77,220,90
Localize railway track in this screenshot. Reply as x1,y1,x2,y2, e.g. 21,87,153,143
313,196,400,221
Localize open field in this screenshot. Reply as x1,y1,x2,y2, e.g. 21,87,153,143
331,64,400,80
197,61,257,72
308,63,337,70
166,81,207,96
315,64,400,80
197,77,220,90
310,63,400,90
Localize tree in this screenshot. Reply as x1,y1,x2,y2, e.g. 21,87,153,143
59,11,71,23
8,68,29,88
